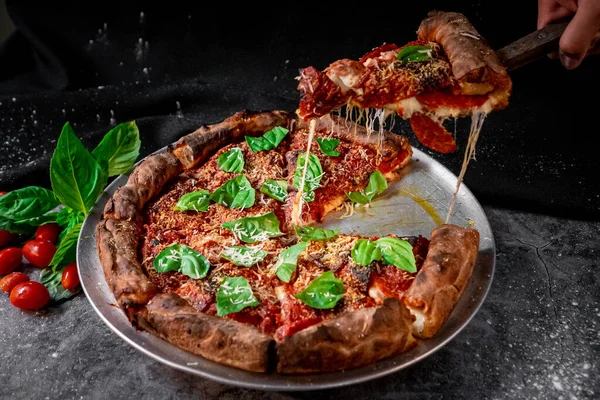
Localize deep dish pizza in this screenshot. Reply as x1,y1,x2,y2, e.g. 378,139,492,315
96,109,480,373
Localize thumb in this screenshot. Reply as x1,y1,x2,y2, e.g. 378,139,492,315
559,0,600,69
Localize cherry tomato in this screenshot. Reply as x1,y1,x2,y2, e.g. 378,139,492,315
0,272,30,293
0,247,22,274
22,240,57,268
35,223,61,244
10,281,50,310
0,191,7,195
61,262,80,290
0,230,12,247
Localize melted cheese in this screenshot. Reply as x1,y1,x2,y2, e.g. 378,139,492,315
290,118,317,225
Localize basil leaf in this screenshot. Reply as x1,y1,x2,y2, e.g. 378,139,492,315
91,121,141,176
40,267,80,303
347,170,388,205
294,226,339,241
374,237,417,273
153,244,210,279
49,221,82,269
0,186,60,222
221,246,268,267
216,276,260,316
315,138,341,157
275,241,309,283
217,148,244,173
259,180,288,202
209,175,255,209
174,190,211,212
222,211,284,243
17,212,60,227
294,270,344,309
245,126,289,152
292,153,323,203
50,122,107,215
0,217,35,234
351,238,382,266
397,45,433,62
55,207,83,227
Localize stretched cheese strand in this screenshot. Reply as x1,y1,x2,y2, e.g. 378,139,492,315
290,118,317,225
445,112,486,223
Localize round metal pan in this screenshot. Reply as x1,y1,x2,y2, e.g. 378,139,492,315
77,146,495,391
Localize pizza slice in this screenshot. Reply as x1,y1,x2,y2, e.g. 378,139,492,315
296,11,512,154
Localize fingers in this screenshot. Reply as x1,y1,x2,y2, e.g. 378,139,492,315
538,0,576,28
559,0,600,69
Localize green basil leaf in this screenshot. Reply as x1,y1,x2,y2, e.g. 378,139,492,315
275,241,309,282
315,138,341,156
174,190,211,212
0,217,35,234
217,148,244,173
55,207,83,227
346,191,371,205
17,212,60,227
221,211,284,243
294,270,344,309
346,170,388,205
49,221,82,269
294,226,339,241
397,45,433,62
259,180,288,202
292,153,323,203
50,122,107,215
220,246,268,267
209,175,255,209
40,266,80,303
245,126,289,152
374,237,417,273
216,276,260,316
91,120,141,176
153,244,210,279
351,238,382,266
0,186,60,222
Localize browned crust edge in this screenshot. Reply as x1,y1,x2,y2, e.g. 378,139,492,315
139,293,274,373
168,109,293,170
276,298,417,374
403,224,480,338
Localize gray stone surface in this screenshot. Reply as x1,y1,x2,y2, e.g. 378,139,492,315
1,207,598,400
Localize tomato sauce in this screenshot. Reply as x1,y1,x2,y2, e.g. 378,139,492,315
416,91,488,110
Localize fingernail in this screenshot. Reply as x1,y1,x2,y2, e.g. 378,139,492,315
559,51,582,70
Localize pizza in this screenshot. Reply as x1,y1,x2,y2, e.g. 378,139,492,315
95,109,481,374
296,10,512,154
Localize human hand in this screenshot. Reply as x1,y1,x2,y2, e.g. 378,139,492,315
537,0,600,69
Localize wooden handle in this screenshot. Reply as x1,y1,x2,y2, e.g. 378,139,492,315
496,21,569,71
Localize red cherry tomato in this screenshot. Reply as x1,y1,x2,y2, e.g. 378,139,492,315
10,281,50,310
0,230,12,247
0,272,30,293
0,191,7,195
22,240,57,268
35,223,61,244
0,247,22,274
61,262,80,290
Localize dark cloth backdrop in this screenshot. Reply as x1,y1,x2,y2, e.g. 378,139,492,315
1,1,599,220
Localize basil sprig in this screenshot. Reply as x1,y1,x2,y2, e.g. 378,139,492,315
217,148,244,173
294,226,339,241
245,126,289,152
216,276,260,316
222,211,284,243
294,271,344,309
153,243,211,279
91,121,141,176
0,187,61,233
174,190,211,212
259,180,288,202
350,236,416,272
292,153,323,202
210,175,255,209
347,170,388,205
315,138,341,157
220,246,268,267
275,241,309,282
397,45,433,62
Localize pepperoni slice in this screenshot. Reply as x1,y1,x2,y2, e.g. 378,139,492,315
409,113,457,154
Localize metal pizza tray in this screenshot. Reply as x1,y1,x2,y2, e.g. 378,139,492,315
77,146,495,391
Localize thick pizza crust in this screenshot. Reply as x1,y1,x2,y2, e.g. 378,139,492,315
169,110,292,170
276,298,417,374
403,224,480,338
139,293,274,372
